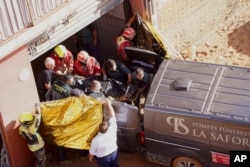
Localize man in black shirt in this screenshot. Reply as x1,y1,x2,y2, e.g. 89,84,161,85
76,22,101,64
131,67,153,108
37,57,55,102
102,59,132,83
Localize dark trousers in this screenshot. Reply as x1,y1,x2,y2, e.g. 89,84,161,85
57,146,67,161
95,150,119,167
34,148,46,167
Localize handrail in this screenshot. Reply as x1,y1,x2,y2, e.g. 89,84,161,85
0,0,70,42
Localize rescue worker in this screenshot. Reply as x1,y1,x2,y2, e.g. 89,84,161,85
131,67,153,102
44,74,74,163
76,22,102,64
102,59,132,83
45,74,74,101
19,108,46,167
50,45,74,75
89,98,119,167
131,67,152,95
74,50,102,77
115,15,136,62
36,57,55,102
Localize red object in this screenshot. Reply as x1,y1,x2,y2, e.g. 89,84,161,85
50,50,74,74
73,57,101,77
140,130,145,146
122,27,136,39
211,152,230,165
115,35,132,62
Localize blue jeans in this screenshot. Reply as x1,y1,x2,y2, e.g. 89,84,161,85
95,150,119,167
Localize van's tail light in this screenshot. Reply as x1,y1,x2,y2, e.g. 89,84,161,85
211,152,229,165
140,130,145,146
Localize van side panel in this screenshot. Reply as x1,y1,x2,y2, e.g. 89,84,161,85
210,120,250,151
112,101,140,152
144,109,211,166
144,59,250,167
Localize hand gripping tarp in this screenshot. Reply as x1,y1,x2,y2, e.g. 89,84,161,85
37,96,103,149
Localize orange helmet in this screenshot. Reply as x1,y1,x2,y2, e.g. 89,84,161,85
54,45,67,58
77,50,89,63
122,27,136,39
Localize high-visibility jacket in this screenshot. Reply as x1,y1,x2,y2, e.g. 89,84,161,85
19,114,44,152
50,50,74,74
115,35,132,62
74,57,101,77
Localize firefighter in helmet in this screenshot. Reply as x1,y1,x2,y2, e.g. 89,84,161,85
50,44,74,75
116,27,136,62
115,15,136,63
19,107,46,167
74,50,101,77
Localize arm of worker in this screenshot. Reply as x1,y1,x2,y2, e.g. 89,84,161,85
104,98,115,119
45,86,52,101
92,29,97,46
89,154,94,163
127,73,132,83
125,14,136,27
93,60,102,76
34,103,42,128
89,132,98,163
56,64,67,75
65,52,74,74
105,98,117,136
119,62,132,83
101,64,108,81
45,82,51,90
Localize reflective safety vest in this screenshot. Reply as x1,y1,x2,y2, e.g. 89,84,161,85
115,35,132,62
19,118,44,152
52,80,71,97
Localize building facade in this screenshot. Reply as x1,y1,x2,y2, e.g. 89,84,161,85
0,0,149,166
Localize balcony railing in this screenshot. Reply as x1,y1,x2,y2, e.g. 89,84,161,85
0,0,70,42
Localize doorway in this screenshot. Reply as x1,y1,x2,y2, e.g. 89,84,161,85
31,2,129,84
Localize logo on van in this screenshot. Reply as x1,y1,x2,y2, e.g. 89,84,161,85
166,117,189,135
163,116,250,149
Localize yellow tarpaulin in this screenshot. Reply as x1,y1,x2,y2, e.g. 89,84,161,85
37,96,103,150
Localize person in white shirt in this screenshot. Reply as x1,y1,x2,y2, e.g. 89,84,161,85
89,98,119,167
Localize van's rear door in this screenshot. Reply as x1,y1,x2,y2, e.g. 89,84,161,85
112,100,140,152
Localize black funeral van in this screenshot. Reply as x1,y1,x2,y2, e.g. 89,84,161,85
114,47,250,167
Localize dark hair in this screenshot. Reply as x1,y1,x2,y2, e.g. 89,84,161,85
105,59,115,70
56,74,73,83
99,121,109,133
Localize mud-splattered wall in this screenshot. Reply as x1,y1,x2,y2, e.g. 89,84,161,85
155,0,250,67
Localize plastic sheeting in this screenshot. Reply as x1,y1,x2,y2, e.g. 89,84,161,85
135,14,170,59
37,96,103,150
